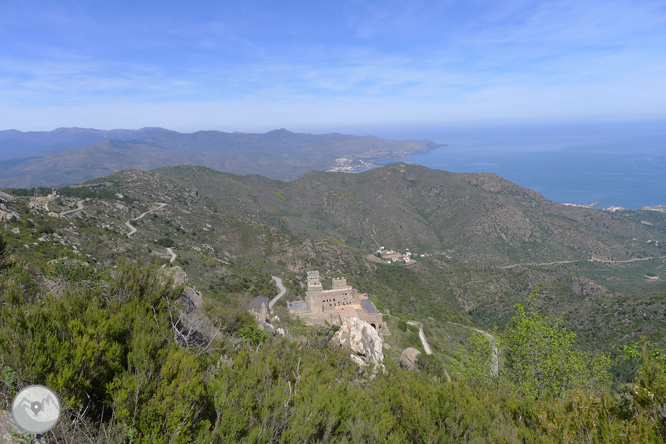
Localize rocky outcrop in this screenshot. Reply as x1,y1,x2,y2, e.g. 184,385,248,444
177,286,218,346
0,191,15,202
164,266,218,347
169,266,189,287
331,317,384,365
400,347,421,370
250,298,269,324
0,202,19,221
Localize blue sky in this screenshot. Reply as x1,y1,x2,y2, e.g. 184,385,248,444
1,0,665,132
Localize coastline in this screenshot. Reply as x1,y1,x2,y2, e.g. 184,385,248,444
328,142,664,210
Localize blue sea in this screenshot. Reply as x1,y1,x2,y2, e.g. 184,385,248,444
352,119,666,209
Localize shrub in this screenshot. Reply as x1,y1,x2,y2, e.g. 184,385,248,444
238,325,268,346
156,237,175,247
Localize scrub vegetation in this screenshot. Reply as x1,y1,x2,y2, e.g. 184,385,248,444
1,235,666,443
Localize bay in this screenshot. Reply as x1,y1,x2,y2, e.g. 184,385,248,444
358,119,666,209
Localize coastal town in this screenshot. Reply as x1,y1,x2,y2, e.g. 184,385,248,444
327,157,378,173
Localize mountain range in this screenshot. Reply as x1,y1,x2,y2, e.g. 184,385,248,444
0,127,441,187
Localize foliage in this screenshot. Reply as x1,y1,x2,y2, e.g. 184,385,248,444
6,187,52,197
502,289,612,399
238,325,268,346
621,339,666,440
0,262,40,305
1,259,666,441
45,259,100,283
457,288,611,400
156,237,175,247
2,190,666,442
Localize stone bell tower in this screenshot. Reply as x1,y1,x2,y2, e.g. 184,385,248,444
305,270,323,312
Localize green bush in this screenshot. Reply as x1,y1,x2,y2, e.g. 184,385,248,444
157,237,175,247
238,325,268,346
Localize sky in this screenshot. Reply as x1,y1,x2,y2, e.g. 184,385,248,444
1,0,665,132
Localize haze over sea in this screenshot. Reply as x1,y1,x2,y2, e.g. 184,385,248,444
359,119,666,210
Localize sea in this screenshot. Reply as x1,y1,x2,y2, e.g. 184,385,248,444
352,119,666,210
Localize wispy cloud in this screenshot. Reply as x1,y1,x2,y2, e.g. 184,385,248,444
1,0,665,129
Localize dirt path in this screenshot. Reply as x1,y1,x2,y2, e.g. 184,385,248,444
269,276,287,310
501,255,666,269
407,321,432,355
125,203,167,238
167,247,177,263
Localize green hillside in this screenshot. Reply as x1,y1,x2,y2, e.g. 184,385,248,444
1,164,666,441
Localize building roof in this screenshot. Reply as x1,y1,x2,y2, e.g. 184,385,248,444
288,301,309,310
361,299,377,314
338,306,359,321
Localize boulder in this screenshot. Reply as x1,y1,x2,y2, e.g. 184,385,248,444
170,266,189,287
331,317,384,365
259,322,276,334
177,286,218,346
0,210,20,222
400,347,421,370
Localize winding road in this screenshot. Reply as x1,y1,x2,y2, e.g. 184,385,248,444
125,203,167,238
269,276,287,310
167,247,177,263
60,199,85,216
502,255,666,269
407,321,433,355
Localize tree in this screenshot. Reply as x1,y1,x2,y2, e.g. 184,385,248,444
622,339,666,440
157,237,175,248
458,288,611,399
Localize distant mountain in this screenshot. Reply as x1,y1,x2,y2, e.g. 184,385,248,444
0,127,441,187
0,127,169,160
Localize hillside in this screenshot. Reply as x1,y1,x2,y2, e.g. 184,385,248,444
2,163,666,442
0,127,441,187
159,163,666,266
3,163,666,358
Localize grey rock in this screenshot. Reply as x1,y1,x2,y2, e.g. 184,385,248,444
400,347,421,370
259,322,276,334
248,296,269,324
170,266,189,287
331,317,384,365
